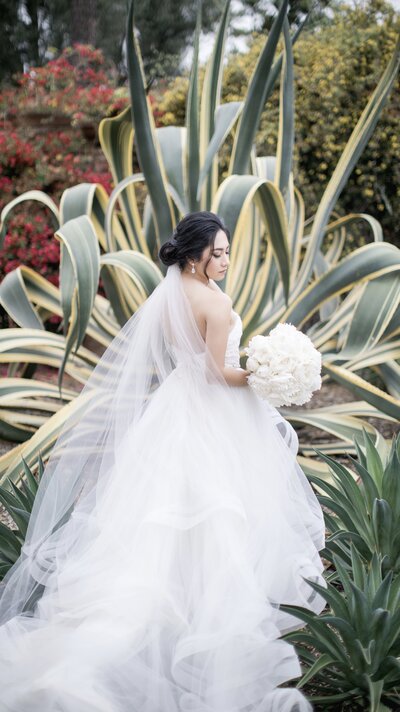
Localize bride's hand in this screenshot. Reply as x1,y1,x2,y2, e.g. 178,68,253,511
222,366,250,387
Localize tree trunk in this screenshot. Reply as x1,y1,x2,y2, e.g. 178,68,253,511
25,0,41,64
71,0,98,45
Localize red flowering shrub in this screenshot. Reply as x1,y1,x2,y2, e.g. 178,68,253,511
0,212,59,279
0,132,38,177
0,44,167,305
77,170,113,194
1,44,129,126
0,210,61,326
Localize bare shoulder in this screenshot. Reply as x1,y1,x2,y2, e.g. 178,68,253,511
181,274,231,336
208,279,223,293
202,286,232,323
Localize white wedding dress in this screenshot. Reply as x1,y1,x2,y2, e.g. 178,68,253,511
0,266,326,712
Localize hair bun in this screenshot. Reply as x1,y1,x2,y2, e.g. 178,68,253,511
159,240,179,267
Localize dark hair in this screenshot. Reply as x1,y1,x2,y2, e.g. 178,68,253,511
159,211,230,274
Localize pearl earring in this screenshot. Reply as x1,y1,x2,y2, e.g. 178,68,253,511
191,262,196,274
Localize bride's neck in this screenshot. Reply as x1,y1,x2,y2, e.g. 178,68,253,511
181,267,209,287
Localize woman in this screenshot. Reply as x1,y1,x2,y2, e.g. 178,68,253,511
0,211,325,711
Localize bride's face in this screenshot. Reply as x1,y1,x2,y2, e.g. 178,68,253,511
198,229,230,282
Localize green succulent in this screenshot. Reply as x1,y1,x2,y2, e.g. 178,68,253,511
0,454,44,579
311,431,400,575
282,550,400,710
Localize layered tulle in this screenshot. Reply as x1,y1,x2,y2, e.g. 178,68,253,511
0,265,326,711
0,372,325,711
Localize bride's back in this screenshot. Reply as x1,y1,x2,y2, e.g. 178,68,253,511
180,274,231,342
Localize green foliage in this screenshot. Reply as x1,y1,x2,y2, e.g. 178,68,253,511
237,0,331,33
0,0,226,84
310,432,400,576
283,551,400,710
0,44,128,125
280,432,400,710
0,454,44,579
159,0,400,246
0,0,24,79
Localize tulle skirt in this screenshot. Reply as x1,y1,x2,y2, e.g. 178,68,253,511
0,369,325,712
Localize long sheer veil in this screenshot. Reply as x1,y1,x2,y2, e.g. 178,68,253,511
0,264,225,624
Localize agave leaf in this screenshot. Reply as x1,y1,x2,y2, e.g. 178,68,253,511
372,499,393,558
0,378,76,442
381,441,400,518
284,409,379,449
280,605,350,663
310,579,350,622
316,451,368,515
230,0,289,174
345,340,400,372
275,17,294,208
104,173,150,254
349,582,373,644
99,104,144,248
9,479,31,511
0,487,30,536
0,266,62,327
21,454,40,493
330,530,373,562
285,243,400,327
348,456,381,512
157,127,188,215
0,390,96,484
0,266,113,349
322,615,367,669
297,653,334,688
100,250,162,324
378,362,400,399
186,1,201,211
126,0,174,243
197,102,243,203
340,273,400,358
0,330,96,386
0,530,21,560
213,175,290,311
308,474,367,536
324,363,400,421
350,543,367,590
0,190,59,248
0,269,44,330
55,215,100,390
199,0,231,208
308,691,362,704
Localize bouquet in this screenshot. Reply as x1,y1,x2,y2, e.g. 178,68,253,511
245,323,321,407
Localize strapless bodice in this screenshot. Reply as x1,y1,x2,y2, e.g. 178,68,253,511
225,311,242,368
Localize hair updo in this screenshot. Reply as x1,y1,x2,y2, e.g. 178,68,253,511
159,211,230,272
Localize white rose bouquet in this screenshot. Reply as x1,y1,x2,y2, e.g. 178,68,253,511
245,323,322,407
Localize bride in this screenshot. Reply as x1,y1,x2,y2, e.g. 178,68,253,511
0,211,326,711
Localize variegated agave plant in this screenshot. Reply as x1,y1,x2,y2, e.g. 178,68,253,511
0,0,399,485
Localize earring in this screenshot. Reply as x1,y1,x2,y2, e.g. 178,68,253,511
191,262,196,274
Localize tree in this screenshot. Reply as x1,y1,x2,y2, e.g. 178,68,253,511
71,0,98,45
235,0,333,33
0,0,225,84
132,0,225,83
0,1,22,78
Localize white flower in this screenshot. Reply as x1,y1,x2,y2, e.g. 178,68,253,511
245,323,322,407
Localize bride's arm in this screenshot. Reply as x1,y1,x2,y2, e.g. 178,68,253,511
205,296,249,387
